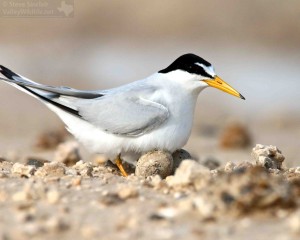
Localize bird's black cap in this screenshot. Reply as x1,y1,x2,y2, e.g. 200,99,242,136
158,53,213,78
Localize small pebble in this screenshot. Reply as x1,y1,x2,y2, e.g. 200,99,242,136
72,160,93,177
35,162,66,178
98,193,122,206
92,155,107,166
45,217,69,232
26,158,49,168
118,187,139,200
0,159,13,173
166,160,210,189
153,207,179,219
11,163,35,177
72,177,82,186
224,162,236,172
54,141,81,166
147,175,163,188
252,144,285,169
235,161,253,171
193,196,215,218
47,190,60,204
12,191,31,202
199,156,220,170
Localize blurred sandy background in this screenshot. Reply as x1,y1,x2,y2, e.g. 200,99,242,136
0,0,299,164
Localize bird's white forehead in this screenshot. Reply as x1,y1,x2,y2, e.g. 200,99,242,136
195,63,216,77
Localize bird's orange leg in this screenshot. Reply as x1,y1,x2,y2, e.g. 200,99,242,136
115,154,128,177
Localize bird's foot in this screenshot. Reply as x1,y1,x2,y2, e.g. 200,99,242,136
115,155,128,177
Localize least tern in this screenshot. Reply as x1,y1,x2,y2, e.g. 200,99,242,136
0,53,244,176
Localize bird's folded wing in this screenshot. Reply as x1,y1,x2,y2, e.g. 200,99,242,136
77,95,170,137
0,65,169,137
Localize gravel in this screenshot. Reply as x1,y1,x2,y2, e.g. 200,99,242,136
0,143,300,239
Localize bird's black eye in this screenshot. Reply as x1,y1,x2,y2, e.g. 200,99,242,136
192,65,213,79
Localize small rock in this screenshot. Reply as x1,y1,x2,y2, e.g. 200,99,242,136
92,155,107,166
72,177,82,186
46,190,60,204
11,163,36,177
99,192,122,206
147,175,163,188
252,144,285,169
45,217,69,232
199,156,220,170
0,159,13,173
35,162,66,177
65,168,78,176
54,141,81,166
12,191,31,202
72,160,93,177
151,207,179,220
26,158,49,168
193,196,215,218
234,161,253,171
135,150,173,179
224,162,236,172
220,122,252,149
16,212,35,223
166,160,210,189
118,187,139,200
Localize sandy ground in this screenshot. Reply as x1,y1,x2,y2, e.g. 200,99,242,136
0,124,300,240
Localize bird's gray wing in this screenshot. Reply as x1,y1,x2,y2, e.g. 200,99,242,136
77,94,170,137
0,65,169,136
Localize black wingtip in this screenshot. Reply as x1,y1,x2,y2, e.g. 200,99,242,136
0,65,20,79
239,93,246,100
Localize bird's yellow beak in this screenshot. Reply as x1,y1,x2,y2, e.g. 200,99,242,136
203,76,245,100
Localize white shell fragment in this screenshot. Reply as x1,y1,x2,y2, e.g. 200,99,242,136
252,144,285,169
135,150,173,178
